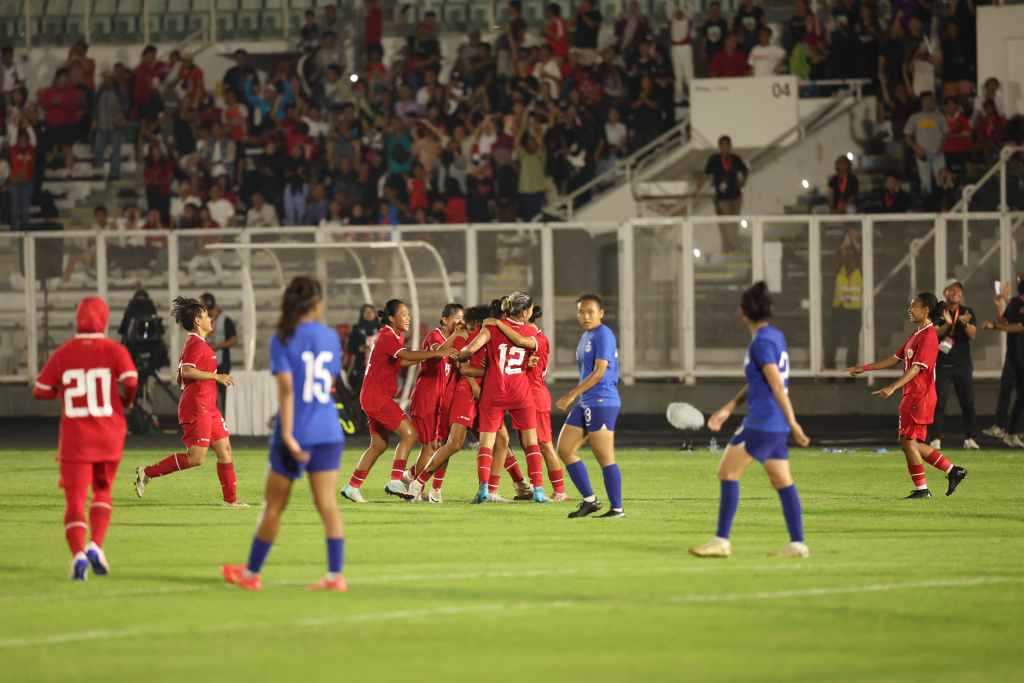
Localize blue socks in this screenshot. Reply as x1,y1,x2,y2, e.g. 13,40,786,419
327,537,345,575
601,464,623,510
247,537,272,574
565,460,594,499
717,480,740,539
777,484,804,543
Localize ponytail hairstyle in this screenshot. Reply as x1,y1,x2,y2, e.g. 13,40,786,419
740,281,773,322
439,302,465,327
488,298,504,319
529,305,543,324
501,291,534,318
276,276,323,341
171,295,206,332
463,305,489,328
377,298,406,328
916,291,941,324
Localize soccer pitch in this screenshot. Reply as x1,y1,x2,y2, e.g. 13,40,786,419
2,447,1022,682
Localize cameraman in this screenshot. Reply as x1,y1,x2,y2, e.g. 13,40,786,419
118,290,170,425
201,292,238,413
118,289,157,339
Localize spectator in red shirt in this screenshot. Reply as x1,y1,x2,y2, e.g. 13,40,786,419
543,3,569,59
942,96,973,177
133,45,161,119
174,54,206,103
143,145,174,225
8,127,35,231
975,99,1005,160
710,33,749,77
365,0,382,51
38,68,81,172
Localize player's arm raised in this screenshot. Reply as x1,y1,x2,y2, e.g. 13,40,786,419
483,318,538,350
872,364,920,399
763,363,810,446
180,364,235,386
707,384,748,432
843,355,900,376
456,327,492,362
555,358,608,411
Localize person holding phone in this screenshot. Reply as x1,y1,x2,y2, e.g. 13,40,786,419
982,275,1024,447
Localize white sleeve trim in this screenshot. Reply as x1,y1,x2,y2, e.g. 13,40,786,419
179,363,197,368
912,362,930,370
119,371,139,380
34,381,54,391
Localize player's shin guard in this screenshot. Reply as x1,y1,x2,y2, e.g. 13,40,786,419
565,460,594,499
326,538,345,575
908,463,927,489
488,474,501,495
525,445,544,488
64,486,89,555
504,455,524,483
217,462,237,502
389,459,407,482
89,489,113,548
548,468,566,494
476,447,493,486
145,453,191,478
717,480,740,540
601,463,623,510
777,485,804,543
924,451,953,473
247,537,272,576
348,469,369,489
431,466,447,490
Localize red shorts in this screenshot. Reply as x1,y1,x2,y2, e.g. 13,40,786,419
364,399,409,435
412,414,438,444
478,404,535,433
899,411,929,442
536,410,552,443
182,410,230,449
448,383,478,429
59,459,119,491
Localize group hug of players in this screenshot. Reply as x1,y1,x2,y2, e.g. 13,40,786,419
34,277,969,587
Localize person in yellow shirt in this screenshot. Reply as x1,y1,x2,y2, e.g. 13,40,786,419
824,229,863,373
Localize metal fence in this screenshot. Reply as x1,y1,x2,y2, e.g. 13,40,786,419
1,212,1021,387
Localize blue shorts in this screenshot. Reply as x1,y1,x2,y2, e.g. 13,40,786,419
566,402,620,433
728,425,789,463
268,440,344,480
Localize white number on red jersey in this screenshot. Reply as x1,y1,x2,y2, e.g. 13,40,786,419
301,351,334,404
62,368,113,418
497,343,526,375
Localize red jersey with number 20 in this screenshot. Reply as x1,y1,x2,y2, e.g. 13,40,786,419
177,332,219,422
360,324,405,409
480,319,535,407
895,323,938,422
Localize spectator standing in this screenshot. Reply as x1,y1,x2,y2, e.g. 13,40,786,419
200,293,238,414
904,17,940,99
365,0,382,52
0,155,8,227
732,0,767,54
970,78,1005,127
8,127,35,231
941,21,971,103
515,115,548,221
928,279,980,451
1,46,26,106
223,49,257,103
975,99,1004,160
94,70,130,180
786,0,811,50
710,34,749,78
982,276,1024,447
823,228,863,371
615,1,651,60
543,3,570,60
903,91,948,198
283,143,310,226
38,68,81,173
701,2,729,74
571,0,603,65
143,144,174,225
346,304,379,392
629,75,662,150
133,46,162,120
693,135,748,253
942,96,973,177
748,27,787,77
666,1,695,104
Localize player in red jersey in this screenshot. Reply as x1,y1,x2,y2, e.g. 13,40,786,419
407,303,465,484
522,306,568,501
134,296,248,506
340,299,458,503
845,292,968,498
33,297,139,580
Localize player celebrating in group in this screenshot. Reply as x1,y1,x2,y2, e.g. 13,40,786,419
690,282,811,558
556,294,624,518
134,296,247,506
34,297,139,580
223,277,347,592
524,306,568,501
845,293,969,498
341,299,458,503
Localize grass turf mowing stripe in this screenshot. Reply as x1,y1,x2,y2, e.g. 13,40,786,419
668,576,1024,603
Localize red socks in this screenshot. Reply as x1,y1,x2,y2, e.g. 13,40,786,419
63,485,88,555
217,462,237,503
145,453,190,479
488,474,501,495
525,445,544,488
908,463,927,490
415,465,433,485
477,447,493,486
431,466,447,490
349,469,369,489
89,488,113,547
504,455,524,483
924,451,953,473
390,459,407,482
548,468,565,495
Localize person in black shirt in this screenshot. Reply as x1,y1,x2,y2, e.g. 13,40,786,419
346,304,379,392
700,2,729,73
786,0,811,51
731,0,766,54
223,49,257,103
201,292,239,413
816,155,859,214
927,279,980,450
982,275,1024,446
692,135,748,253
571,0,603,64
880,173,911,213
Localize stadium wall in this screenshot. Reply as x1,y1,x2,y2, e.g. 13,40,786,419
977,5,1024,119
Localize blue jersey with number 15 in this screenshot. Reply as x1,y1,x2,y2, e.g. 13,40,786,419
743,325,790,433
270,321,343,446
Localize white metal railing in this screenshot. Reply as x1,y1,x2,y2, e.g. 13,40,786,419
2,212,1020,389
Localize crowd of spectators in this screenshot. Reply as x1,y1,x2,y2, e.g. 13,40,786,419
0,0,1021,236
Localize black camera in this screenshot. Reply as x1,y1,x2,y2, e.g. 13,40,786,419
123,314,169,377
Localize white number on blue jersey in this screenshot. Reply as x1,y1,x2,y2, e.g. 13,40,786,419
62,368,113,418
779,351,790,393
301,351,334,404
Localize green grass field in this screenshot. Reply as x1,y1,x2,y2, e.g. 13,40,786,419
2,446,1023,682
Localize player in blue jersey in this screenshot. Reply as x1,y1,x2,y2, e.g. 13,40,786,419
689,281,811,559
556,293,625,518
222,277,348,592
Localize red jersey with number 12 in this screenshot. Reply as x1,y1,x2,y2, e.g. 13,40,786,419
177,332,218,422
895,323,938,420
480,319,535,406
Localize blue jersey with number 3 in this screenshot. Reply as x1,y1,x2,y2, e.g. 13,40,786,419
577,324,620,408
269,321,344,446
743,325,790,433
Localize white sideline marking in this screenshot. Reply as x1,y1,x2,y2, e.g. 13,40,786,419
667,576,1023,604
0,561,964,602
